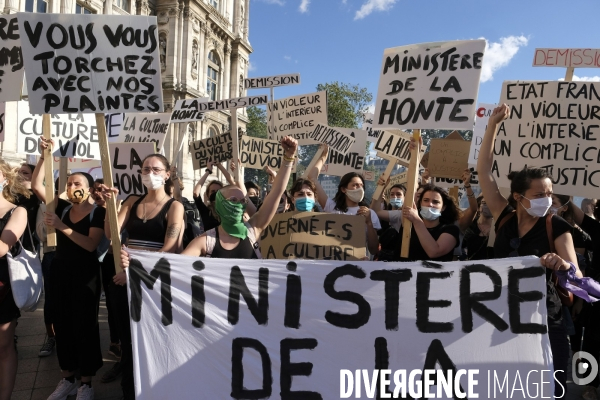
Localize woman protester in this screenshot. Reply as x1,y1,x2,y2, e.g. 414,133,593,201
100,153,184,400
289,179,320,212
193,160,235,232
309,145,381,256
0,161,29,400
478,104,582,398
461,196,495,260
32,139,106,400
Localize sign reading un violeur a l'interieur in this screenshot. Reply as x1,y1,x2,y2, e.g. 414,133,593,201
17,13,163,114
374,40,485,130
267,91,328,144
494,81,600,198
171,95,268,123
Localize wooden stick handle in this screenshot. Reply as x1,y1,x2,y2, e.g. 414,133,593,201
372,160,396,201
565,67,575,82
95,113,123,274
449,185,459,202
401,129,421,259
230,110,241,183
300,147,324,179
42,114,56,247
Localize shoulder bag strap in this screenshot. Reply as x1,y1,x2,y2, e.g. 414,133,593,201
495,210,516,234
244,222,262,259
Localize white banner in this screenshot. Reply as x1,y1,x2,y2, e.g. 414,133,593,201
468,103,495,166
495,81,600,197
17,101,100,159
322,127,367,177
18,13,163,114
533,48,600,68
374,40,485,130
109,142,154,200
106,112,170,151
267,91,327,144
0,15,25,101
128,252,554,400
244,73,300,89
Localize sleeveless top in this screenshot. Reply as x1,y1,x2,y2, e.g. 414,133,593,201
211,227,258,259
125,195,175,250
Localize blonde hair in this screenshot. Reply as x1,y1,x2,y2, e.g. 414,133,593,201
0,159,31,203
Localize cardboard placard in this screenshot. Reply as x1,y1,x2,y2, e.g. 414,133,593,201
52,157,100,170
306,124,356,155
17,101,100,159
495,81,600,197
361,112,383,143
428,138,471,180
0,102,5,142
267,91,327,144
244,73,300,89
239,136,297,172
128,252,552,400
190,132,232,170
109,142,154,201
107,112,171,151
259,211,366,260
533,48,600,68
322,127,367,177
374,40,485,130
468,103,495,166
18,13,163,114
362,170,375,181
0,16,25,101
374,129,420,166
172,95,267,123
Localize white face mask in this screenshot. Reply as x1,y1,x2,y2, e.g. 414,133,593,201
520,196,552,218
420,206,442,221
0,180,6,192
345,187,364,203
142,173,165,190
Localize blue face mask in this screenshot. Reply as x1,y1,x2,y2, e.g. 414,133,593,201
295,197,315,212
420,206,442,221
390,198,403,208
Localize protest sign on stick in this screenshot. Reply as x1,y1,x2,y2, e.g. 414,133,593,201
306,124,355,155
259,211,366,260
108,112,171,151
300,147,324,179
468,103,495,166
532,48,600,68
18,13,164,114
109,142,155,201
58,158,68,194
374,129,425,166
494,81,600,197
361,113,383,143
240,136,297,172
372,159,397,203
428,138,470,180
374,40,485,130
267,91,327,144
321,128,367,177
171,96,267,123
401,129,421,258
190,132,233,170
244,73,300,89
42,115,56,246
0,15,25,101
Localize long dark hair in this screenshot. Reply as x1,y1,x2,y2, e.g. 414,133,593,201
507,167,552,208
333,172,367,212
289,179,318,212
418,184,461,224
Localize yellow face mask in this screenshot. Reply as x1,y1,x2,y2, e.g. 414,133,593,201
67,187,89,204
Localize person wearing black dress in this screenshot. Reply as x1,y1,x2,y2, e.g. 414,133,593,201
192,160,235,232
32,139,106,400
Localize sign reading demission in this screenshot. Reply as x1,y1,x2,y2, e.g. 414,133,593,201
128,252,553,399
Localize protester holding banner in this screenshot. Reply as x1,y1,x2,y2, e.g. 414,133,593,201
192,160,236,232
478,104,582,397
179,136,298,258
32,140,106,400
0,161,29,400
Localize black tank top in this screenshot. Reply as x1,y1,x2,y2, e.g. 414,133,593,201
211,227,257,259
125,195,175,250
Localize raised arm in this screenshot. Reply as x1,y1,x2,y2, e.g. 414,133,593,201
217,161,236,186
193,162,215,199
477,104,511,220
370,176,392,222
308,144,329,209
31,138,51,204
249,136,298,233
457,169,478,232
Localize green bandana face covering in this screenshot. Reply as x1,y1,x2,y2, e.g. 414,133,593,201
215,191,248,240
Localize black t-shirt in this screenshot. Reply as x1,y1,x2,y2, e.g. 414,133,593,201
194,196,220,232
581,214,600,276
15,191,40,251
494,205,572,327
399,222,460,262
462,221,494,261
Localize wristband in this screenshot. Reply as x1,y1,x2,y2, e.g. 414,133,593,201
464,184,471,189
283,155,295,162
206,169,213,174
467,193,475,198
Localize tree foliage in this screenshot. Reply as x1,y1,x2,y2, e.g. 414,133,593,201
243,106,270,191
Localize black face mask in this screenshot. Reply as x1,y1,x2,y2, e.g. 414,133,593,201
249,196,260,206
209,192,217,203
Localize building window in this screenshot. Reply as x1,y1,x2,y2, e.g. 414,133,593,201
209,0,218,9
115,0,130,11
206,51,220,101
208,126,218,137
75,3,94,13
25,0,48,13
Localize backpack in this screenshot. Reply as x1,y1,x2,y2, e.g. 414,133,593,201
205,222,261,259
378,226,400,261
181,198,202,249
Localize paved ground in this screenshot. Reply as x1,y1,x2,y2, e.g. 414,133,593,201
10,294,594,399
12,295,122,400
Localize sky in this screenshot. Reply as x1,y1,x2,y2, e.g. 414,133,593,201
246,0,600,109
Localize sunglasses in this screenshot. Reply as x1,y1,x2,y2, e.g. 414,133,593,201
508,237,521,257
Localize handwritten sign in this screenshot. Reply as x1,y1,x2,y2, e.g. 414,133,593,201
240,136,296,171
428,138,471,179
374,40,485,130
494,81,600,197
18,13,163,114
259,211,366,260
322,127,367,177
373,129,422,166
172,95,267,123
0,16,24,101
0,102,4,142
533,48,600,68
17,101,100,159
267,91,327,144
190,132,232,170
307,124,355,155
109,142,154,200
362,112,383,143
107,112,170,151
244,73,300,89
468,103,495,166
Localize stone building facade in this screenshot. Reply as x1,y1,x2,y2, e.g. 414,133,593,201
0,0,252,198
